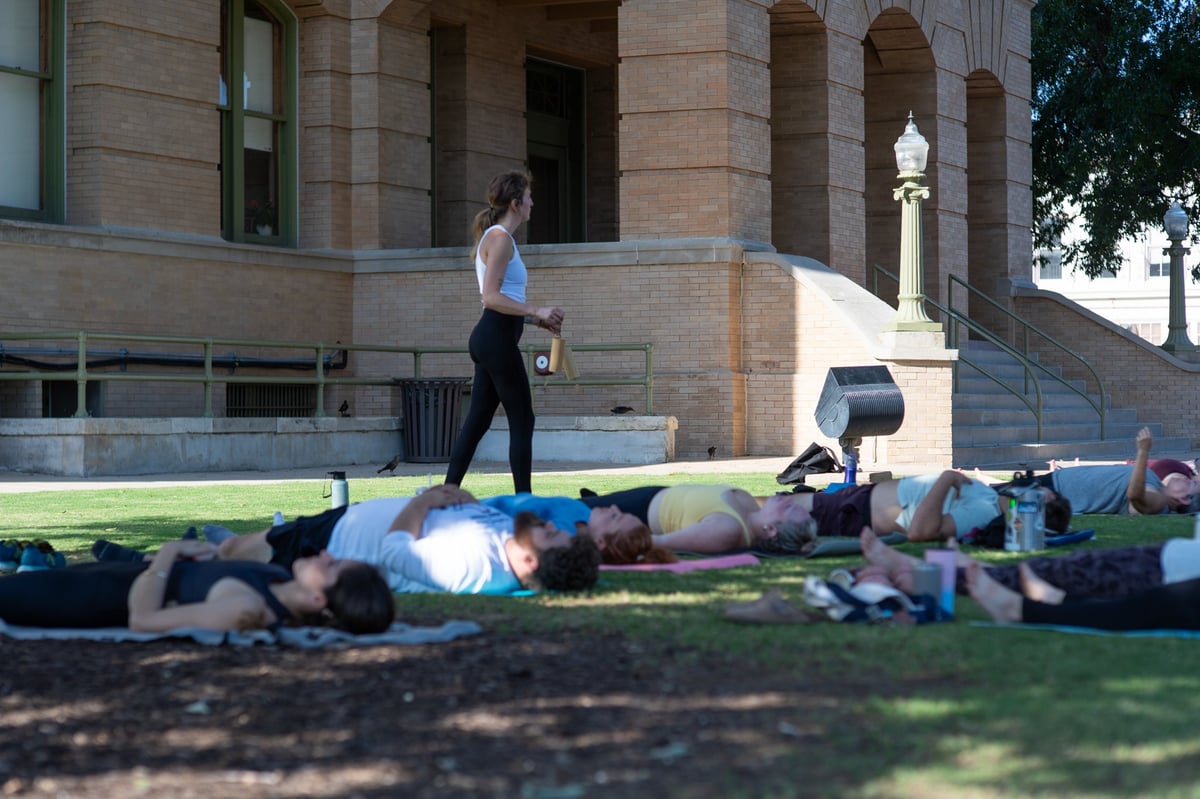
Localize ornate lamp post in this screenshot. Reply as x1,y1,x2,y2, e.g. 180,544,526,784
883,113,941,332
1161,201,1195,353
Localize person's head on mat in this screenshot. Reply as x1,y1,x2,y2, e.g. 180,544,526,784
576,504,673,565
510,511,601,591
290,551,396,634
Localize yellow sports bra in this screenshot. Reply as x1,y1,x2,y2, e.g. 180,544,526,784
655,485,752,547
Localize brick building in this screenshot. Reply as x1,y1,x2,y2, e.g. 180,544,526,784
0,0,1039,469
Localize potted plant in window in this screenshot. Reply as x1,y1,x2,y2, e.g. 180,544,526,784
249,200,276,235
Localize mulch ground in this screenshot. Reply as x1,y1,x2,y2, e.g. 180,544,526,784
0,627,888,798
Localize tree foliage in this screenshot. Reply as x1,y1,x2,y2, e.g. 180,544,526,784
1032,0,1200,278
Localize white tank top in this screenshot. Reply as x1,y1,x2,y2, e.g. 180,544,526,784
474,225,527,303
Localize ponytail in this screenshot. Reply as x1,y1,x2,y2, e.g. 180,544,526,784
470,170,532,256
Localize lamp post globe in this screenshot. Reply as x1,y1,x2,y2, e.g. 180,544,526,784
893,112,929,176
1161,200,1195,353
883,113,940,332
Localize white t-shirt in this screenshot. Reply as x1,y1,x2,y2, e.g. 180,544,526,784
895,474,1001,538
1161,537,1200,585
326,497,519,594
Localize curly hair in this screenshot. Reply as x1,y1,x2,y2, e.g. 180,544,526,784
324,563,396,634
751,517,819,556
534,535,602,592
600,522,678,565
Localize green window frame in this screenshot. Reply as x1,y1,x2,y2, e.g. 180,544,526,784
219,0,297,246
0,0,65,222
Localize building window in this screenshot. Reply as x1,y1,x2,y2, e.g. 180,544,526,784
1037,249,1062,280
0,0,65,222
219,0,296,245
1148,261,1170,278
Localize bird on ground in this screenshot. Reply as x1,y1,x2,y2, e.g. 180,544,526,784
611,406,635,415
707,446,717,460
377,454,402,474
338,400,350,417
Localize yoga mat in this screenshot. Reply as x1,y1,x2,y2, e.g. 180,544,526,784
969,621,1200,639
600,553,760,572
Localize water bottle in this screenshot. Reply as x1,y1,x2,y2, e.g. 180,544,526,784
327,470,349,508
843,451,857,484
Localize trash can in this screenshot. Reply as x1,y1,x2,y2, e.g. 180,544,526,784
395,377,469,463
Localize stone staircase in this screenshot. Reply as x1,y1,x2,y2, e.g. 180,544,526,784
951,340,1191,468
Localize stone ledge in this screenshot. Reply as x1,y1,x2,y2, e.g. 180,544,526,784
0,415,678,476
476,415,678,465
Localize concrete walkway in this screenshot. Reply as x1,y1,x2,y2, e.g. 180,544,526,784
1,451,1179,494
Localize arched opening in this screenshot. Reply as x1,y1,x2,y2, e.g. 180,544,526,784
862,9,936,307
966,69,1012,333
769,2,841,265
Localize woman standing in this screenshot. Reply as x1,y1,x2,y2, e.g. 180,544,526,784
445,171,564,494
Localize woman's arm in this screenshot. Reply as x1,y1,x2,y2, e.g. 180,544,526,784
387,485,477,537
128,589,270,633
126,540,214,623
651,514,748,554
906,470,969,542
1127,427,1167,515
126,540,274,632
478,229,563,332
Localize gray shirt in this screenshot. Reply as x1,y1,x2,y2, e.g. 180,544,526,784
1050,465,1164,514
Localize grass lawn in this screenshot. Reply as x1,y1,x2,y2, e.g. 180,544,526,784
6,470,1200,798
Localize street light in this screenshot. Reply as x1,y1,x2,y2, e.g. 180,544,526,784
883,112,941,332
1161,201,1195,353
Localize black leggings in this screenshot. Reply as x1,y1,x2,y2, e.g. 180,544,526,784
1023,575,1200,631
983,544,1165,599
446,309,535,493
579,486,667,523
0,561,147,627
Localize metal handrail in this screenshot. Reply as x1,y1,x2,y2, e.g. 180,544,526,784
0,331,654,417
873,265,1099,443
946,273,1105,438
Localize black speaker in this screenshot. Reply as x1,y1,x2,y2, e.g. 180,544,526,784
813,366,905,440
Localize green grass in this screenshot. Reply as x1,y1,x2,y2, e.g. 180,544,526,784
8,472,1200,798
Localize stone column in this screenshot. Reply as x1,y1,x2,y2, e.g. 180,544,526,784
618,0,772,241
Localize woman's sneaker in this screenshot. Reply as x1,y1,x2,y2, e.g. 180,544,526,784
0,540,21,573
17,546,50,572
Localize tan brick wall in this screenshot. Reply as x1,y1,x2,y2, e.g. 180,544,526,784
4,0,1040,471
1012,294,1200,447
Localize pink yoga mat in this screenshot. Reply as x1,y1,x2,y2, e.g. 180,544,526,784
599,553,760,572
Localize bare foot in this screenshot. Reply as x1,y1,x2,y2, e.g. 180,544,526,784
966,562,1023,623
1018,562,1066,604
859,527,917,592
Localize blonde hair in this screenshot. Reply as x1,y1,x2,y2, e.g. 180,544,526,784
471,170,531,255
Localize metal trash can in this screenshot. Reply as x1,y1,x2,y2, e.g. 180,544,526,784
396,377,469,463
813,365,905,441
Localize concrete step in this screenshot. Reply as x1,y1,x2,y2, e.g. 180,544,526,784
952,406,1137,427
954,370,1089,397
952,435,1196,470
952,391,1112,411
952,419,1152,447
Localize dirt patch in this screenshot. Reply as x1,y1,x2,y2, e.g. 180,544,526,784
0,629,880,798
